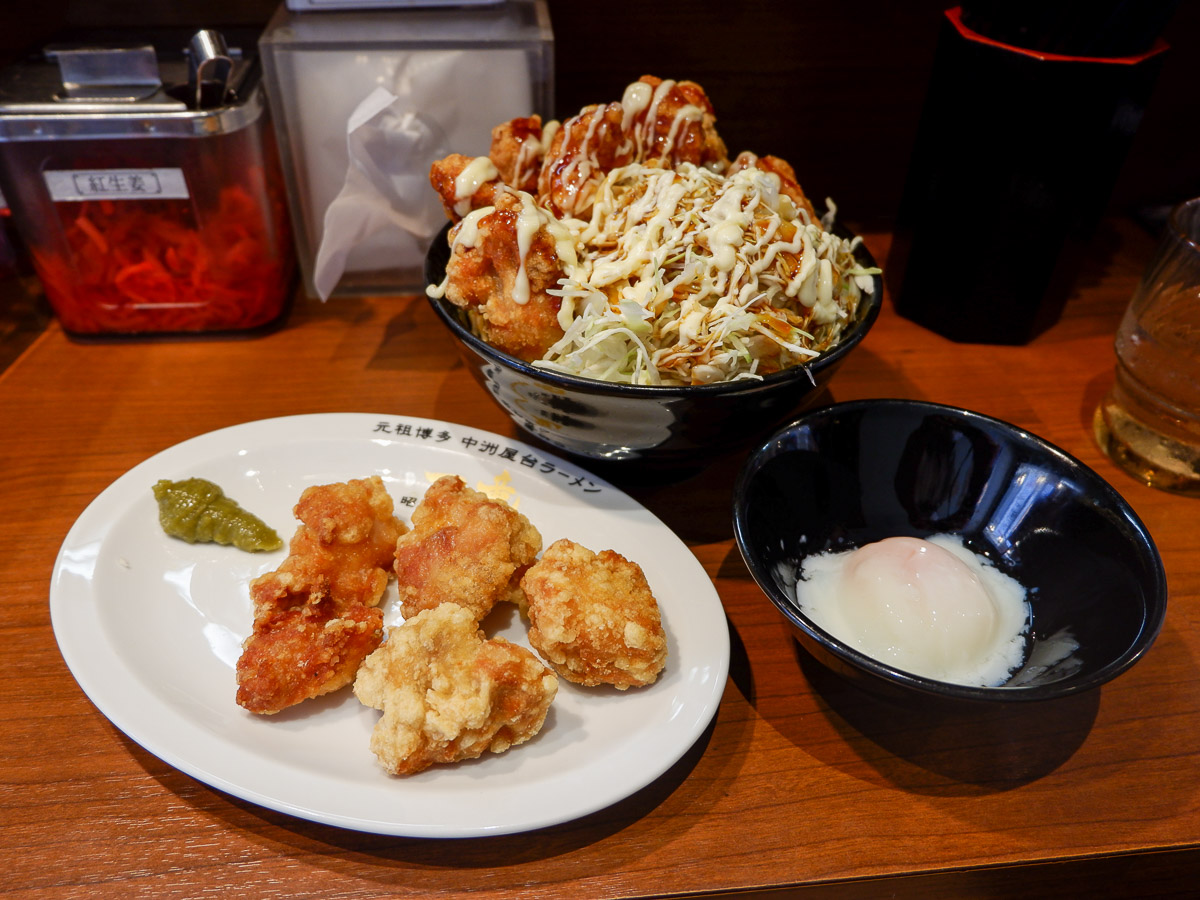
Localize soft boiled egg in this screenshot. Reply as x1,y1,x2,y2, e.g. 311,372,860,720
795,534,1029,686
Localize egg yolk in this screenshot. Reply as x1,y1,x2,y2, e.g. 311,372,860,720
796,535,1029,686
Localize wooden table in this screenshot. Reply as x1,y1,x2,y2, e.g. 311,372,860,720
3,219,1198,898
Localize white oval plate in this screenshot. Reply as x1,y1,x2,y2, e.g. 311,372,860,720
49,413,730,837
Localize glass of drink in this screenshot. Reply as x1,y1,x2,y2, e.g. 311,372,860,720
1094,197,1200,496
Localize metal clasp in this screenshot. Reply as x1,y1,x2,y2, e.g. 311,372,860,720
47,45,162,103
187,30,234,110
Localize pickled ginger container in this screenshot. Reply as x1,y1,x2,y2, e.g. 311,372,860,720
0,29,295,337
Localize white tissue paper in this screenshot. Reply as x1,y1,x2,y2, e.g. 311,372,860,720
306,50,537,299
312,87,449,299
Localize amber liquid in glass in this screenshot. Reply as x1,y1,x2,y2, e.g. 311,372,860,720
1095,282,1200,496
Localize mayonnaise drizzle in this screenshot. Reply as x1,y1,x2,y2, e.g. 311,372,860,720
433,190,585,307
514,119,559,186
621,81,652,132
512,192,544,304
425,204,496,300
529,161,873,384
556,80,705,217
455,205,494,249
453,157,499,217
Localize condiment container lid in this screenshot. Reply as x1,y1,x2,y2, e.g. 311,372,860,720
0,27,265,141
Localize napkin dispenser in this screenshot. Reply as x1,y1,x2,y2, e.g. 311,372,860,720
0,29,295,337
258,0,554,298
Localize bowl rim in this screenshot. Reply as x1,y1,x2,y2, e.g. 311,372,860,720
732,397,1170,703
423,220,883,397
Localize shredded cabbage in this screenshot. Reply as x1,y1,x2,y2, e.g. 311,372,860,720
527,162,875,386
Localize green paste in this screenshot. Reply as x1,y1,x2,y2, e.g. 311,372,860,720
152,477,283,552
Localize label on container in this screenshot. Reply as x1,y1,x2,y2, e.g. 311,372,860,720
43,168,190,202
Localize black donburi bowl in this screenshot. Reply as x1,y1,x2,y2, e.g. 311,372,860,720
732,399,1168,704
424,221,882,467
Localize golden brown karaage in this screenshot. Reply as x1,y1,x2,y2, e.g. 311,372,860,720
520,538,667,689
353,603,558,776
488,114,552,195
431,76,728,224
235,476,407,715
538,75,727,219
429,152,502,221
434,188,569,361
393,474,542,621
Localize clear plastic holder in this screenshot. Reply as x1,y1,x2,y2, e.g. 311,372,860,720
259,0,554,299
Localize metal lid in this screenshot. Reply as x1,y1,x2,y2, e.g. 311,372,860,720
0,28,265,141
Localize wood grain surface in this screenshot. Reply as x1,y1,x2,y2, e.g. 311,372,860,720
2,221,1199,899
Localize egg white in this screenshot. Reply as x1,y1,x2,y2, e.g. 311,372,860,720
796,534,1030,686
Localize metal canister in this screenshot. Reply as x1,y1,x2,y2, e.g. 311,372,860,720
0,29,294,336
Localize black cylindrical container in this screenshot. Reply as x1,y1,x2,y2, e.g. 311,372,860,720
887,7,1167,345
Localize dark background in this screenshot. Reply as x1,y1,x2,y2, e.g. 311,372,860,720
1,0,1197,232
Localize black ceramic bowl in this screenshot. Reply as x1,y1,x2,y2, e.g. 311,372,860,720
732,399,1168,704
424,222,882,467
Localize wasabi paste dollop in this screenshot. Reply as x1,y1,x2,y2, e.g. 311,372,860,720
152,477,282,552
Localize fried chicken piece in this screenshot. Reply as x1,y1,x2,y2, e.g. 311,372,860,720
354,603,558,776
520,539,667,689
431,119,557,221
629,75,727,169
394,475,542,622
264,476,407,615
235,476,407,715
730,151,818,223
537,75,728,218
432,77,727,222
489,114,555,195
536,101,628,219
439,188,568,361
430,152,504,221
235,601,384,715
